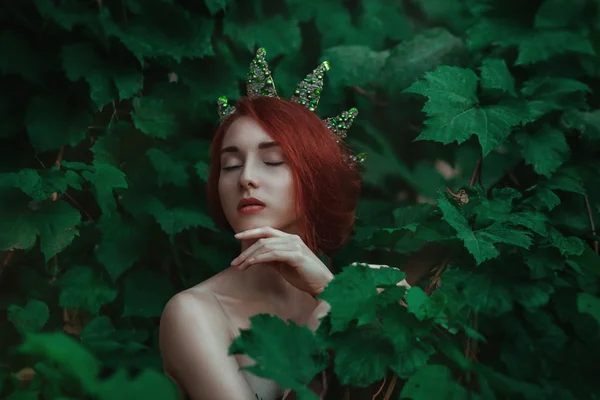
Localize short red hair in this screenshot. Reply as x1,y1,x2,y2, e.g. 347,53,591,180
207,96,361,255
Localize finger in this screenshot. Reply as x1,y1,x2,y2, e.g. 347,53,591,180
234,226,291,240
240,249,302,271
236,241,291,269
231,237,289,266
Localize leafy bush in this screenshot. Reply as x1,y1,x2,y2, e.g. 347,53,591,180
1,0,600,399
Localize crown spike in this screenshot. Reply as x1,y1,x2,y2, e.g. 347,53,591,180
247,48,278,98
217,95,236,121
290,60,330,112
324,107,358,139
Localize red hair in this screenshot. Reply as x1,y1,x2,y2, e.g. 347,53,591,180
207,96,361,255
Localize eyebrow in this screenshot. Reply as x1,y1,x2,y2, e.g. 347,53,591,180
220,141,280,155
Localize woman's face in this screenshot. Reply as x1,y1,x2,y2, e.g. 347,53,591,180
218,116,298,234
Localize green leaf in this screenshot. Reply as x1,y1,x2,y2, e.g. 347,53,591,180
405,66,530,155
548,226,584,256
562,109,600,142
438,195,532,264
378,28,466,95
322,45,390,88
230,314,326,400
443,269,514,315
479,58,516,96
0,199,81,261
131,97,180,139
94,368,179,400
577,293,600,326
146,148,190,187
204,0,234,15
99,8,214,63
8,300,50,335
319,264,406,332
59,266,117,314
223,14,301,58
124,194,217,235
96,214,144,281
406,287,434,321
19,331,100,390
534,0,587,28
515,29,595,65
401,364,468,399
81,163,128,216
355,0,413,47
61,43,116,110
25,94,93,153
523,77,591,118
329,325,397,386
516,125,570,178
122,268,176,318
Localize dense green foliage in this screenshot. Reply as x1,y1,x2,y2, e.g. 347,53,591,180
1,0,600,399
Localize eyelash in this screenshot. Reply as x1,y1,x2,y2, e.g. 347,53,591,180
222,161,284,171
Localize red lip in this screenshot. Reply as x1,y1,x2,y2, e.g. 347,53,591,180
237,197,266,211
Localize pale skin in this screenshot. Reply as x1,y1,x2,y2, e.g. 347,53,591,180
158,116,442,400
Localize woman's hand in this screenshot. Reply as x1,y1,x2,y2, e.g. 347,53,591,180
230,227,334,296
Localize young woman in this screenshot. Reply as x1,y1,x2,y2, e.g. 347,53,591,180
158,49,439,400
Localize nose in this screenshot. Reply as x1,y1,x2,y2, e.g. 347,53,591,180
238,161,260,190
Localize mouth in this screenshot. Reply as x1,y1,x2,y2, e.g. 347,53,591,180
237,197,266,214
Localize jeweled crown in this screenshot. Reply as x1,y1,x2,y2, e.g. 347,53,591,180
217,48,365,164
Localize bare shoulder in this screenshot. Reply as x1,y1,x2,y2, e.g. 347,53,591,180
160,288,230,340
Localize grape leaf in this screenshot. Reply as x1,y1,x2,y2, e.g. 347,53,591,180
562,109,600,142
8,300,50,335
61,43,115,110
25,94,93,153
230,314,327,400
99,7,214,63
438,195,532,264
328,325,396,387
95,214,144,281
323,45,390,88
122,268,176,318
131,97,179,139
0,199,81,261
58,266,117,314
516,125,570,178
94,368,179,400
123,194,217,234
318,264,406,332
401,364,468,399
404,65,530,155
223,14,301,58
19,332,100,390
378,27,466,94
515,29,595,65
522,77,591,119
81,163,128,216
204,0,234,15
534,0,587,28
479,58,516,96
146,148,190,187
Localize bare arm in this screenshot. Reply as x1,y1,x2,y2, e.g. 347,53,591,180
159,292,257,400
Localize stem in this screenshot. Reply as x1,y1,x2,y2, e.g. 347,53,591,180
382,375,397,400
584,195,599,254
469,157,482,187
372,376,387,399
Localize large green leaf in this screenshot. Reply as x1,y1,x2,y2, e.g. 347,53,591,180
404,66,530,156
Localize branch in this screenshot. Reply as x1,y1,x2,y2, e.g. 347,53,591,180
469,157,482,187
584,195,599,254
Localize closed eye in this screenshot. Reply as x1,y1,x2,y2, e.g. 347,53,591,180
222,161,284,172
